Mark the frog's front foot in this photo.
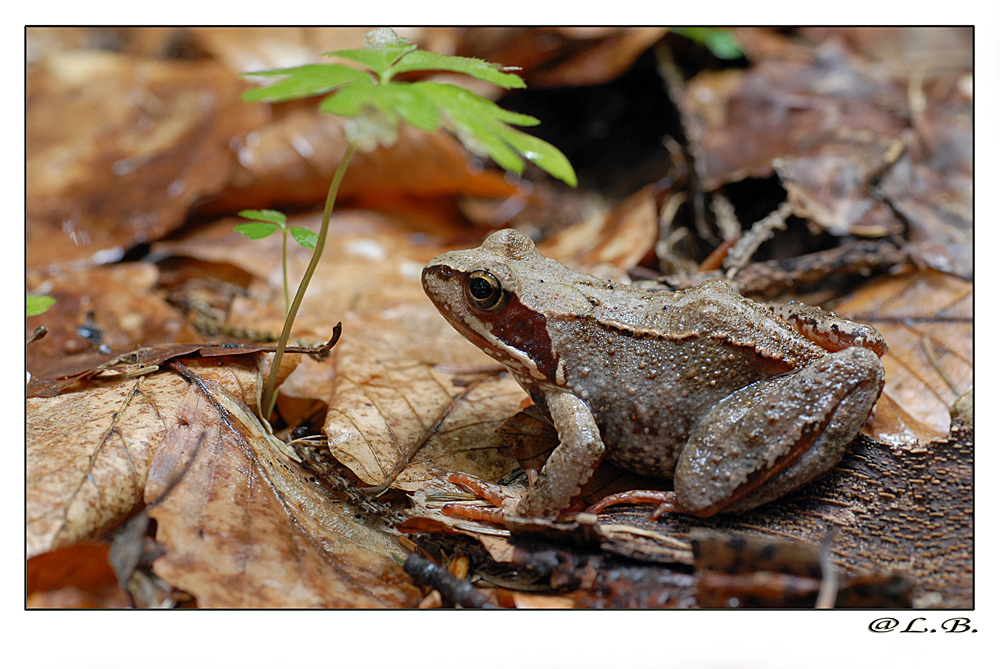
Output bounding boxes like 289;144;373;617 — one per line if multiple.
586;490;685;519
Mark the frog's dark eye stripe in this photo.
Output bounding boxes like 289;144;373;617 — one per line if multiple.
466;270;507;311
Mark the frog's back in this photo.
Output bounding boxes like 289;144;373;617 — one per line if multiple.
545;281;826;477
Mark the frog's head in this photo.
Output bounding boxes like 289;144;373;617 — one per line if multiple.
422;229;560;385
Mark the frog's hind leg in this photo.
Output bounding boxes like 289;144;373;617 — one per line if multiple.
675;346;884;516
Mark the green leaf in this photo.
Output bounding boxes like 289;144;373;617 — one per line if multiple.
27;295;55;317
409;82;576;185
321;81;442;138
289;227;318;249
493;125;578;187
389;51;526;89
319;76;380;117
324;44;418;80
377;83;440;131
234;222;280;240
242;64;370;103
239;209;287;225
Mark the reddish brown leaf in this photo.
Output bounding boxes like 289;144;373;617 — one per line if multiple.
26;544;129;609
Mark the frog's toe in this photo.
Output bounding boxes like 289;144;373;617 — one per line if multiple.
441;503;508;524
586;489;681;519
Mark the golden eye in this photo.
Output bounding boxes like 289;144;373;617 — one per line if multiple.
466;270;506;311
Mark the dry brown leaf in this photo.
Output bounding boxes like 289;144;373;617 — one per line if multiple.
829;270;972;443
680;37;970;274
146;358;419;607
535;184;657;274
683;47;909;193
455;27;667;87
324;310;524;493
27;263;198;359
27;371;189;557
26;48;264;270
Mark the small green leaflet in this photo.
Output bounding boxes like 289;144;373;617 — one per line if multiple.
242;65;370;103
27;295;56;317
239;209;287;224
235;209;286;240
290;227;318;249
234;222;279;240
235;210;317;250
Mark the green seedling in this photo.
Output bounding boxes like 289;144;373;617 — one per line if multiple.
235;209;318;315
241;28;577;418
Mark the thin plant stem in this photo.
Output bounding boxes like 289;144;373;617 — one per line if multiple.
261;143;357;418
281;228;290;315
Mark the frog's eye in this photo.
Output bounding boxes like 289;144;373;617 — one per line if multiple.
466;270;507;311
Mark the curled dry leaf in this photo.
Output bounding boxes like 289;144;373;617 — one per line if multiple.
26;49;265;270
535;184;658;276
454;27;667;87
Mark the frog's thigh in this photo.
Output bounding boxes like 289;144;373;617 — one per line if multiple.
515;390;606;519
675;347;884;516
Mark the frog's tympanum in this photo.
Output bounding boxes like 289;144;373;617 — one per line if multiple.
422;230;886;519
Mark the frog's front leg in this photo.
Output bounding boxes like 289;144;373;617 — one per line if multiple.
675;346;884;516
515;389;606;519
443;390;606;523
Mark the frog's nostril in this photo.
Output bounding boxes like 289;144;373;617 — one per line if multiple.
422;264;453;283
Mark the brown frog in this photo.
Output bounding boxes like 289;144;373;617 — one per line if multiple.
422;229;886;519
